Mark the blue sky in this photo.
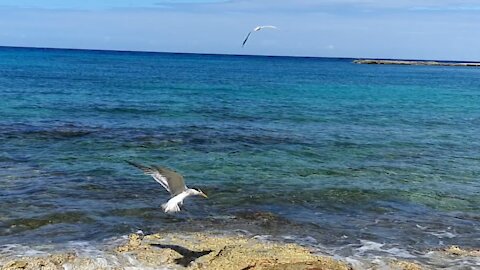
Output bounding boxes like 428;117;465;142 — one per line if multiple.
0;0;479;60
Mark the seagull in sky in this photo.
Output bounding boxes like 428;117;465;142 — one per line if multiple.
126;161;208;213
242;25;278;47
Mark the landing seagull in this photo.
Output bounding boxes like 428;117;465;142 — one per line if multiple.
242;25;278;47
126;161;208;213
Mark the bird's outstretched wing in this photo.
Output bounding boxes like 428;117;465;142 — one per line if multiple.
257;25;277;31
243;25;278;47
242;31;252;47
152;165;186;196
126;160;171;193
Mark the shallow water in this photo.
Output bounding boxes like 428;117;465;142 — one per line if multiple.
0;47;479;268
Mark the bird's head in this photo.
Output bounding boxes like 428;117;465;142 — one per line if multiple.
194;188;208;198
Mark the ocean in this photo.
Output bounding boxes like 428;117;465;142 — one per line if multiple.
1;46;479;268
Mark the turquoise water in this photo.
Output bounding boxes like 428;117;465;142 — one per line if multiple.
1;47;479;266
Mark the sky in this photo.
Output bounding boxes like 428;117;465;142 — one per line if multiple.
0;0;479;60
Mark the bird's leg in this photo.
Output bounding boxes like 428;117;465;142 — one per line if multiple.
179;201;186;211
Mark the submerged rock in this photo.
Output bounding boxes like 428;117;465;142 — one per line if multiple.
441;245;480;257
1;232;351;270
389;260;423;270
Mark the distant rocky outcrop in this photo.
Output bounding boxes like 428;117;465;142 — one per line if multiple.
353;59;480;67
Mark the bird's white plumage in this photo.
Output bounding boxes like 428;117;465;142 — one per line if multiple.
254;25;277;31
151;172;170;193
242;25;278;47
162;191;191;213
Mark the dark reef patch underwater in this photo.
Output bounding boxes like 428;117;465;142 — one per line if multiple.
0;47;480;269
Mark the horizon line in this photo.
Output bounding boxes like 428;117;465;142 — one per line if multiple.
0;45;477;63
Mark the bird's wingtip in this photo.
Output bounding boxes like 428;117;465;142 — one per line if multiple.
125;160;137;166
125;160;150;172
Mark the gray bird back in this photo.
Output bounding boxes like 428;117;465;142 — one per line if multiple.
152;165;186;196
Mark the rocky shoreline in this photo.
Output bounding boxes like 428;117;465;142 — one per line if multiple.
1;231;479;270
353;59;480;67
1;232;350;270
0;231;437;270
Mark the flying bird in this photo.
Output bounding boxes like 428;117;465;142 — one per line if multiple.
126;161;208;213
242;25;278;47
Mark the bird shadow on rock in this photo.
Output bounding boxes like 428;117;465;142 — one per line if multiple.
150;244;212;267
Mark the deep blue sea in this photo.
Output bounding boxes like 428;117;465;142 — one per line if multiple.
1;47;479;268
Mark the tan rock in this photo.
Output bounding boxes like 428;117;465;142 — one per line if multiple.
116;232;351;270
2;254;77;270
389;260;423;270
442;246;480;257
2;232;351;270
116;233;144;252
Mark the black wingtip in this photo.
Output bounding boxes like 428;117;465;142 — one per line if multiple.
125;160;148;171
125;160;136;166
242;31;251;48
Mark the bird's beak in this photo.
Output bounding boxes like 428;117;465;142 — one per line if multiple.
200;191;208;198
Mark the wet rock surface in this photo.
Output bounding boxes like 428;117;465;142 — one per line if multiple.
4;232;478;269
1;253;104;270
388;260;423;270
1;232;352;270
116;232;351;270
441;246;480;257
